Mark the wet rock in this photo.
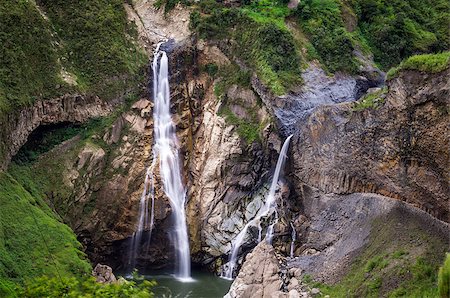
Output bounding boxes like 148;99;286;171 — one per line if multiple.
92;264;117;284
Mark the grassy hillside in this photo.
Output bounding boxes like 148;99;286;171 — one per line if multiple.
188;0;449;83
0;0;146;119
0;172;92;296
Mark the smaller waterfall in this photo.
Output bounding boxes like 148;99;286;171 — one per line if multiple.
290;221;296;258
223;135;293;279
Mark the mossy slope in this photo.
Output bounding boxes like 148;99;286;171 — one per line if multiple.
0;172;91;296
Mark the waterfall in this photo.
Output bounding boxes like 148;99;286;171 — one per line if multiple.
152;47;192;281
223;134;293;279
128;165;154;271
290;221;296;258
129;43;192;281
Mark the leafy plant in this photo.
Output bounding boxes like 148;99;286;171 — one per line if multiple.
16;276;155;298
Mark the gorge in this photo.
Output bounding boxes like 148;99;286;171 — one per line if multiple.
0;0;449;297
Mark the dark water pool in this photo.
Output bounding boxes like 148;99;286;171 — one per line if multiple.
140;270;232;298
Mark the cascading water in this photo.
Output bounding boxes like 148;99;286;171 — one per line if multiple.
223;135;293;279
153;46;191;280
128;164;154;271
129;43;192;281
290;221;296;258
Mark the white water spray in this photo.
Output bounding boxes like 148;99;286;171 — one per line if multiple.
152;47;191;281
290;221;296;258
129;43;191;281
223;135;293;279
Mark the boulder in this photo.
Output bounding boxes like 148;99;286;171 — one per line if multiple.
92;264;117;284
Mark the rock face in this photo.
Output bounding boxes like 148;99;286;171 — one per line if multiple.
289;191;449;284
291;69;450;221
269;64;381;136
0;94;112;171
225;242;284;298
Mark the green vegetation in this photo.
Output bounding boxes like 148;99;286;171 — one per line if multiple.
387;52;450;79
352;87;386;111
295;0;360;73
351;0;450;69
38;0;147;100
0;172;91;287
303;211;448;297
0;0;67;117
214;64;252;98
438;254;450;298
13;276;155;298
154;0;190;14
191;0;301;95
219;105;262;144
0;0;146;123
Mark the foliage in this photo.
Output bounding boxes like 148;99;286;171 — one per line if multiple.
38;0;147;100
190;1;302;95
202;63;219;78
438;254;450;298
214;64;252;98
154;0;190;14
14;276;155;298
351;0;450;69
219;105;261;144
387;52;450;79
0;0;67;117
352;88;386;111
0;172;91;285
295;0;359;73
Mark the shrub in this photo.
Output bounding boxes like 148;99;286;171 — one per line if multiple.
17;276;155;298
38;0;147;99
296;0;359;73
0;0;65;116
191;2;302;95
352;0;450;69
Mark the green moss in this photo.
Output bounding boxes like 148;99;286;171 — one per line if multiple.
0;0;67;117
438;254;450;298
352;88;386;111
219;105;261;144
191;3;302;95
37;0;147;100
352;0;449;69
387;52;450;79
0;172;91;284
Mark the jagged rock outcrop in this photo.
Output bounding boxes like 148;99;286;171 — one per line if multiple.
291;69;450;221
225;242;284;298
0;94;112;171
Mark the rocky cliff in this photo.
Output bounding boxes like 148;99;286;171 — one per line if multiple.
291;69;449;221
0;95;113;171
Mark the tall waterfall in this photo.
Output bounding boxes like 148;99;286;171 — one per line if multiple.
129;44;191;281
223;135;293;279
